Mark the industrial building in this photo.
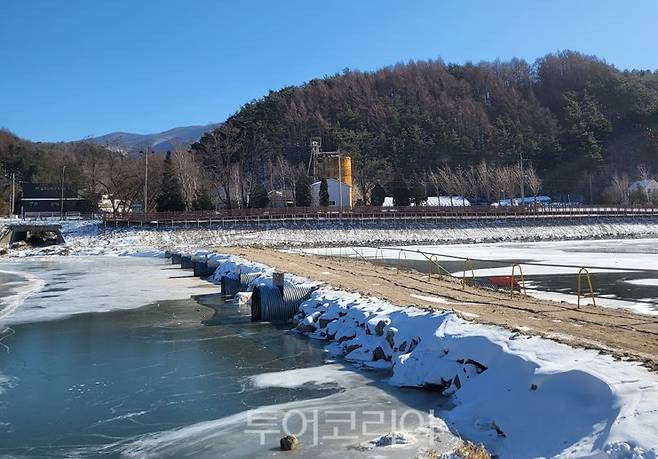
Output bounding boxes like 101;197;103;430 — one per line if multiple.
307;137;353;208
310;178;351;208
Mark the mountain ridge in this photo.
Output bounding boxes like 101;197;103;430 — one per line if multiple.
88;123;220;153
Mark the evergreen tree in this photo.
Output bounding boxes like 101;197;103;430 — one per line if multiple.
410;179;426;206
562;91;612;171
192;187;214;210
156;152;185;211
391;177;411;207
319;178;330;207
295;175;312;207
249;184;270;208
370;183;386;206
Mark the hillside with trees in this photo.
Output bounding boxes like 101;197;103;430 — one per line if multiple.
192;51;658;207
0;129;211;215
3;51;657;214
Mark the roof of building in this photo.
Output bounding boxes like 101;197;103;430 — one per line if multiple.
311;178;351;187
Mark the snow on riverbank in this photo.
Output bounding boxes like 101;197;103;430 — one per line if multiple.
213;254;658;458
7;217;658;256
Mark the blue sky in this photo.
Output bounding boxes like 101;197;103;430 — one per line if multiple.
1;0;657;142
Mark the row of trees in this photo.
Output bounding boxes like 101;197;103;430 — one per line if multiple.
0;129;218;214
364;162;543;207
190;50;658;207
4;51;658;212
604;165;658;206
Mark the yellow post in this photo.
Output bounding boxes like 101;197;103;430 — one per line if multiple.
461;258;476;289
396;251;408;274
576;267;597;307
510;263;527;298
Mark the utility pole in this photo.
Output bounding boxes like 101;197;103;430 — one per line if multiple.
143;150;149;217
519;152;525;206
10;172;15;217
337;151;343;211
60;164;67;220
589;174;593;204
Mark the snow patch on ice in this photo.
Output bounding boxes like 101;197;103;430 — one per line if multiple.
0;269;46;324
626;278;658;287
365;432;416;448
248;364;354;389
0;371;17;395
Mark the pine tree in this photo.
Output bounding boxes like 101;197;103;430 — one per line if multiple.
156;152;185;211
409;179;426;206
391;177;411;207
249;185;270;208
192;187;214;210
370;183;386;206
319;178;330;207
295;176;312;207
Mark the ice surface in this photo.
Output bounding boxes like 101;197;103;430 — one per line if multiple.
0;256;218;325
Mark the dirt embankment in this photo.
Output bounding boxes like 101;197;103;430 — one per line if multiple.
219;246;658;371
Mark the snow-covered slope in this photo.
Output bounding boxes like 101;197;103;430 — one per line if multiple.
15;217;658;257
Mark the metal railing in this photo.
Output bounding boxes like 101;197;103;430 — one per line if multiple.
100;205;658;226
316;245;658;309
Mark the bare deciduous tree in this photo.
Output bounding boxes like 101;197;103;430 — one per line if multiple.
171;143;202;210
98;154;141;215
525;166;543;204
475;160;493;202
609;172;630;205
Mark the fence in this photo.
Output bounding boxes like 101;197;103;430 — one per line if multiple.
101;205;658;227
315;245;658;308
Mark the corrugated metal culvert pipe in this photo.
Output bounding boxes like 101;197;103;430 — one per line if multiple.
240;272;262;288
219;272;264;296
251;284;316;322
193;258;212;277
180;255;193;269
220;276;242;296
207;258;221;272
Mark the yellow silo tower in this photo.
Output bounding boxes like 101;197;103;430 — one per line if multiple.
308;138;354;207
322;154;353;206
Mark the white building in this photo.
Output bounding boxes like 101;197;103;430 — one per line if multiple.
311;178;351;208
629;179;658;194
268;190;294;208
492;195;552;206
425;196;471;206
382;196;470;206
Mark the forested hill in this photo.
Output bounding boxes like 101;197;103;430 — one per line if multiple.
193;50;658;203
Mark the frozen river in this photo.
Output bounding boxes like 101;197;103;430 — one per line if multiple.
305;238;658;315
0;256;457;458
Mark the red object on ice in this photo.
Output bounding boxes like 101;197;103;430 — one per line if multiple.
488;276;521;290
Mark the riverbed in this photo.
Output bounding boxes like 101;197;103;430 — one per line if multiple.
0;256;457;458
